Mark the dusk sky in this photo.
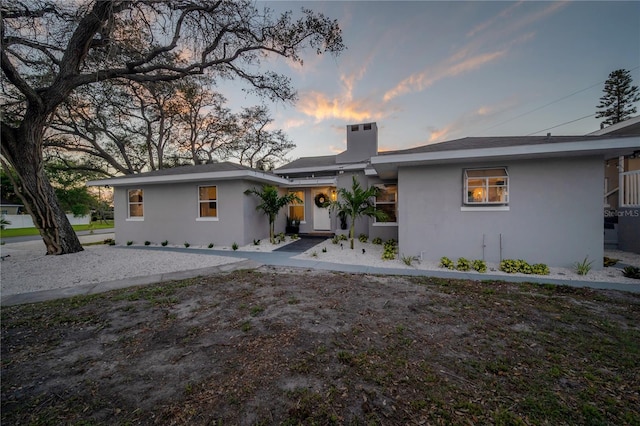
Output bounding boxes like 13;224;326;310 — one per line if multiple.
221;1;640;160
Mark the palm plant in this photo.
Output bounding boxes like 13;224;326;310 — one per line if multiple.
0;216;10;230
330;176;387;249
244;185;302;244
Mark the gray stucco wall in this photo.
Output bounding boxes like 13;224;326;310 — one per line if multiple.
113;180;269;247
397;156;604;269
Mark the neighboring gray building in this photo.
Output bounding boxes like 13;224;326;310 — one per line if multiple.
88;122;640;268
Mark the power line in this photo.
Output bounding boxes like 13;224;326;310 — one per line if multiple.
483;65;640;133
484;82;603;132
526;113;596;136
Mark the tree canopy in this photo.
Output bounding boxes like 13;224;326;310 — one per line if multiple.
0;0;344;254
596;69;640;127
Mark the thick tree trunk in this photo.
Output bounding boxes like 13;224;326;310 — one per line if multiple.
1;119;84;255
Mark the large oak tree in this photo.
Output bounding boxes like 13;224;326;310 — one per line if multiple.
1;0;343;254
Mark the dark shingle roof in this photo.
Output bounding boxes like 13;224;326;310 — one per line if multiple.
275;155;337;171
108;161;260;180
378;135;633;156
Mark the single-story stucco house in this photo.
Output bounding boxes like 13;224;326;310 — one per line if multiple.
88;121;640;269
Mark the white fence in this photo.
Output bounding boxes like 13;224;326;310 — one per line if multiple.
621;170;640;207
2;214;90;229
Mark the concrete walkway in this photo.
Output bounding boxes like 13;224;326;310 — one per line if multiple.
2;238;639;306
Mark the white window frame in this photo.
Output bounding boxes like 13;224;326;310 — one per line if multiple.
374;184;398;226
127;189;144;221
462;168;509;211
196;185;219;221
288;190;305;223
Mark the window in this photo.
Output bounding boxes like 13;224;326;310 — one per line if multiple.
351;124;359;131
288;190;305;222
363;123;372;130
375;184;397;223
198;185;217;218
464;168;509;205
128;189;144;218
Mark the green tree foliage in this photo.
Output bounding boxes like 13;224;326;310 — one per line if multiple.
244;186;301;244
596;69;640;127
0;168;21;205
330;176;387;249
45;161;101;217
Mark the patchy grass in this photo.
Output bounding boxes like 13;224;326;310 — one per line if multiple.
2;269;639;425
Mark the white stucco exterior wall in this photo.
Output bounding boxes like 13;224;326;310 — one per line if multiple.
397;156;604;269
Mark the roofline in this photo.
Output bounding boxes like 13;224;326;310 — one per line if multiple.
86;169;289;187
588;116;640;135
273;162;368;176
281;177;337;188
371;136;640;168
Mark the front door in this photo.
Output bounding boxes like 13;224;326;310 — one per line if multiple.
312;189;331;231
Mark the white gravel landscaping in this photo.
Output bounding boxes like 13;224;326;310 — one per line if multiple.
293;238;640;285
0;239;245;297
1;234;638;299
0;235;298;297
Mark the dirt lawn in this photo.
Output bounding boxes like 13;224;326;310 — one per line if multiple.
2;267;639;425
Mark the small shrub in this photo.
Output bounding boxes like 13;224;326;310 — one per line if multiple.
574;256;593;276
603;256;619;267
103;238;114;245
358;233;368;243
520;261;533;274
472;259;487;273
322;247;327;253
184;242;190;248
500;259;532;274
253;239;261;246
531;263;550;275
161;240;168;247
144;241;151;246
276;232;286;243
339;234;348;241
291;234;299;240
108;240;116;246
311;251;318;257
622;266;640;279
381;239;397;260
439;256;455;270
126;240;133;246
232;242;239;251
456;257;471;271
331;236;340;244
208;243;214;248
401;254;419;266
372;237;383;245
500;259;517;273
